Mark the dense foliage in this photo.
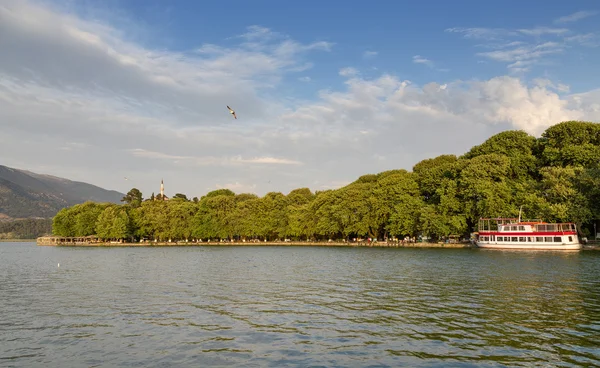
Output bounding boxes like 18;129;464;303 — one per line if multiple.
0;218;53;239
52;121;600;242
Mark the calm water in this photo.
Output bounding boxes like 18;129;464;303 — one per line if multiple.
1;243;599;367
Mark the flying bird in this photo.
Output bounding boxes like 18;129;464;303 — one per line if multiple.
227;105;237;119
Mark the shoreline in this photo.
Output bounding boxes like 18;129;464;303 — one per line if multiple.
1;239;37;242
37;240;472;248
34;239;600;250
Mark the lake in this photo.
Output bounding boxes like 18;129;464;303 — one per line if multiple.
1;242;599;367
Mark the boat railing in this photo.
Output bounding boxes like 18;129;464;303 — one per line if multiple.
533;223;576;232
478;218;576;232
478;218;523;231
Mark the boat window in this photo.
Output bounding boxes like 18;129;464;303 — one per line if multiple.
537;224;546;231
569;236;573;242
497;237;503;241
519;237;526;242
547;225;557;231
554;237;561;242
536;237;544;242
545;237;553;242
527;237;532;242
511;237;518;242
518;226;525;231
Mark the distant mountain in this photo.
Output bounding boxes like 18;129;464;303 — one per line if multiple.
0;165;124;219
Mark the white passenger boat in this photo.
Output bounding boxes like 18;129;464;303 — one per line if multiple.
475;216;581;250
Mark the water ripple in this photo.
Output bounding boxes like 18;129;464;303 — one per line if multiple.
1;243;599;367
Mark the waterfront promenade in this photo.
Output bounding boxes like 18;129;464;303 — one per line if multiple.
36;236;472;248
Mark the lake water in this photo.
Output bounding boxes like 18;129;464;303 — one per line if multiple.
1;242;599;367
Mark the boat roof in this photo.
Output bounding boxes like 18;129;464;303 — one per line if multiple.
479;217;575;225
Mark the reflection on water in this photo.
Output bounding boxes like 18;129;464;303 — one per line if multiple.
1;243;599;367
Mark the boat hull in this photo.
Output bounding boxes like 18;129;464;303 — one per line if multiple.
476;242;582;250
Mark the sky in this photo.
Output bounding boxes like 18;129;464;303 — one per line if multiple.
1;0;600;199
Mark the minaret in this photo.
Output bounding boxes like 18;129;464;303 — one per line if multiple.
160;179;164;198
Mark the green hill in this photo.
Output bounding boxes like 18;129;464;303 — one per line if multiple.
0;165;124;219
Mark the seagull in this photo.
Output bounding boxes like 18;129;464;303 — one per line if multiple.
124;177;129;181
226;105;237;119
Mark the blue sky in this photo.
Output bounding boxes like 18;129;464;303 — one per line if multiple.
60;0;600;92
1;0;599;198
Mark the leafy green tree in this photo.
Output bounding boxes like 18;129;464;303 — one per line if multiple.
96;206;131;240
169;201;197;240
172;193;189;201
538;121;600;167
73;201;110;236
121;188;143;207
52;207;76;236
463;130;538;180
47;120;600;244
413;154;461;203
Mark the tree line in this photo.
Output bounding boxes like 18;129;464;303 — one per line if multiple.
52;121;600;242
0;218;53;239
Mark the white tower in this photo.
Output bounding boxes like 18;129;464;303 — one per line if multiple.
160;179;164;197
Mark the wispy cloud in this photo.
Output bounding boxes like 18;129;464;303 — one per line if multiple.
565;33;600;47
412;55;433;67
412;55;449;72
298;76;311;82
518;27;569;36
339;67;359;77
445;27;517;40
363;50;378;58
448;18;598;72
128;149;302;166
554;10;598;24
239;157;303;165
477;42;564;72
533;78;570;93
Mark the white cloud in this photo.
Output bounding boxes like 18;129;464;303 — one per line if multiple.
413;55;433;67
289;73;588;137
128;149;302;166
298;76;311;82
449;18;598;72
517;27;569;36
533;78;570;93
445;27;517;40
363;51;378;58
0;0;599;199
214;182;258;193
339;67;359;77
237;157;303;165
412;55;448;72
554;10;598;24
477;42;564;72
565;33;600;47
